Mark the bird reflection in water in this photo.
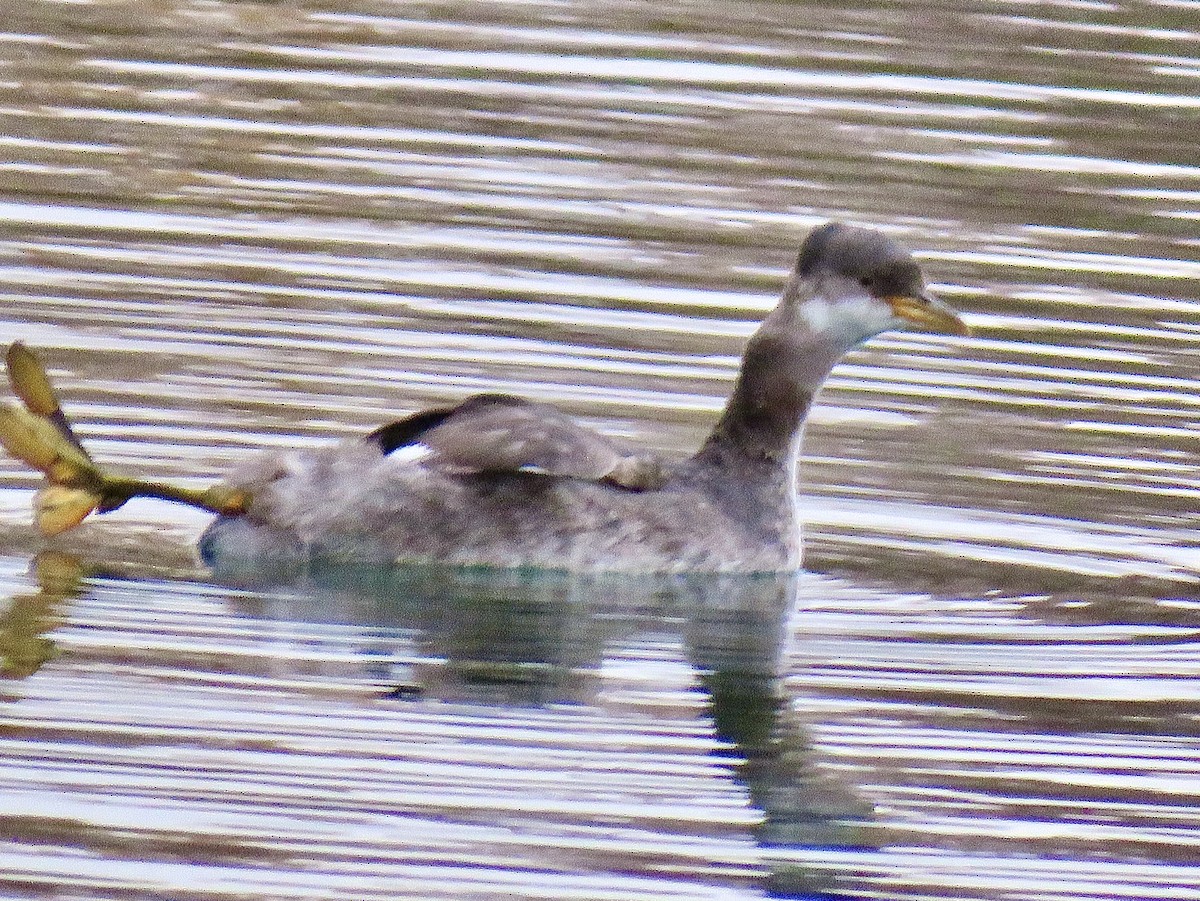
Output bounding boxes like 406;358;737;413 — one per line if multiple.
0;551;875;894
226;562;874;892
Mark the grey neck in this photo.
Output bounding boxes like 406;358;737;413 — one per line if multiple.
675;274;863;551
695;273;856;468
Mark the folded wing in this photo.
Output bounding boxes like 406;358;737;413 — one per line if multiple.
366;393;665;490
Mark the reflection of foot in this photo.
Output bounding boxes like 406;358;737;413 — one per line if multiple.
0;551;88;679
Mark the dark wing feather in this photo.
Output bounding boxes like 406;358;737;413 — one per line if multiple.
365;405;457;454
365;393;665;489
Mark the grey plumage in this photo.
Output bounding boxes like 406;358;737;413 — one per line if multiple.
199;223;967;573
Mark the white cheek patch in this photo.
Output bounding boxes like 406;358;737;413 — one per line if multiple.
798;296;836;334
848;294;901;337
800;293;898;345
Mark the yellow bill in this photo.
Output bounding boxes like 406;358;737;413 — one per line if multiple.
888;293;971;337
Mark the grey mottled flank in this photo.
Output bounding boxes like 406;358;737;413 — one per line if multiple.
200;223;956;573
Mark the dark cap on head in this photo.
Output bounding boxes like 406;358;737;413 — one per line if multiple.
792;222;969;336
796;222;925;298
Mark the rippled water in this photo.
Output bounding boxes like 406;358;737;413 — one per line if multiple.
2;1;1200;899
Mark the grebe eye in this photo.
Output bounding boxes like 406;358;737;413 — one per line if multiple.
859;275;874;288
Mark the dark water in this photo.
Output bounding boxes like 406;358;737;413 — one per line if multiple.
2;2;1200;899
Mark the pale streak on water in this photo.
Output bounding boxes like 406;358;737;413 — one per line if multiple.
1;2;1200;899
